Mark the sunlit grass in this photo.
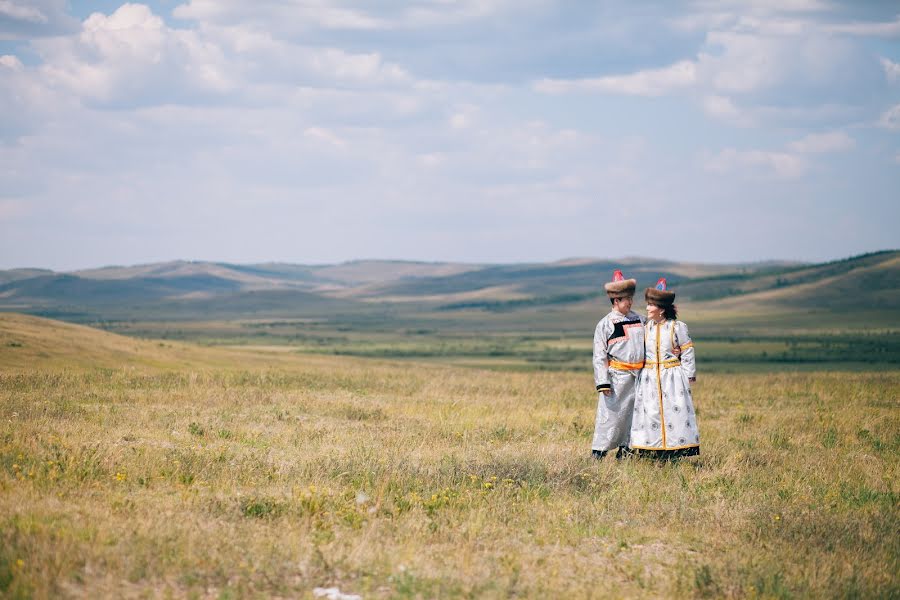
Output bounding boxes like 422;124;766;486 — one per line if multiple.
1;360;897;598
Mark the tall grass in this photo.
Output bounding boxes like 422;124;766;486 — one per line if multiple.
1;362;897;598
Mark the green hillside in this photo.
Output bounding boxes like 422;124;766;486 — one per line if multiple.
678;250;899;304
0;268;53;285
1;252;898;370
1;252;896;321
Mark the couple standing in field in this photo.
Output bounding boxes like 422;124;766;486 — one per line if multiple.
591;270;699;460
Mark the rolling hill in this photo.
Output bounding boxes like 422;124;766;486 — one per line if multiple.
2;248;898;371
0;313;359;371
0;312;207;369
0;252;896;328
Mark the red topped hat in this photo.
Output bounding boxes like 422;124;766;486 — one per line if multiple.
604;269;637;299
645;277;676;306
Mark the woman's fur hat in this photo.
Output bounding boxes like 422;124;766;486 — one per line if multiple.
645;277;675;307
605;269;637;299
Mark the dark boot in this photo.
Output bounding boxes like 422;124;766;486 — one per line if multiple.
615;446;634;460
591;449;608;459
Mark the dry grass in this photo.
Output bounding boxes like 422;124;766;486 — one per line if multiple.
0;315;898;598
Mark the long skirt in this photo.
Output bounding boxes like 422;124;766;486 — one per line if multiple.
630;365;700;456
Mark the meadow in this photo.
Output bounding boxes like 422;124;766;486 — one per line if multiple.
1;315;898;598
96;313;900;373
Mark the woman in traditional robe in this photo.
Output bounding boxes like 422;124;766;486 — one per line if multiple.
629;279;700;458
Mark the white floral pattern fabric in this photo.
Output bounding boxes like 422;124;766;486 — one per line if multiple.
630;319;700;451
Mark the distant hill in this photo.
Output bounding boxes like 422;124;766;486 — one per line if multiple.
360;258;746;301
0;312;194;369
0;273;242;304
0;276;367;321
0;268;53;285
0;252;896;324
71;259;480;288
677;251;898;303
683;251;900;314
0;313;357;370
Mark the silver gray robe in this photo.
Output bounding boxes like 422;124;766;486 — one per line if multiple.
591;309;645;452
630;319;699;453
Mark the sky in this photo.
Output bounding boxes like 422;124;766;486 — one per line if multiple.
0;0;898;270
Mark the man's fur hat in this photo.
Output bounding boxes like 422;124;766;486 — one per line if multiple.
645;277;675;307
605;270;637;299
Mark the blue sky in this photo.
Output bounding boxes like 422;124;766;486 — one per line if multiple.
0;1;898;270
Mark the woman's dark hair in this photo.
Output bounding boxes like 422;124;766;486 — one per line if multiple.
649;302;678;320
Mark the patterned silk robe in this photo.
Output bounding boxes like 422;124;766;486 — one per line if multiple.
591;309;645;452
630;319;700;455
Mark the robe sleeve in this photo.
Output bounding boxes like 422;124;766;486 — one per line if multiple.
593;319;612;392
676;321;696;379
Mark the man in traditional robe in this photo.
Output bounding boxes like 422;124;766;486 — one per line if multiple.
591;270;645;459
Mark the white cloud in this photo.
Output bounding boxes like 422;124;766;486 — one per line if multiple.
206;25;412;90
704;130;856;180
310;48;409;85
702;94;744;122
705;148;808;179
535;23;877;124
748;103;862;126
33;4;234;106
880;104;900;131
303;126;346;150
787;131;854;154
0;54;22;70
882;57;900;84
25;4;414;110
679;1;900;38
694;30;862;98
0;0;77;38
173;0;385;31
824;16;900;38
689;0;830;13
0;1;47;23
0;199;28;220
534;60;696;96
400;0;521;27
173;0;528;32
448;104;481;130
418;153;445;168
697;31;786;94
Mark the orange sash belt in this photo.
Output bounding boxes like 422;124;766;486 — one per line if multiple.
609;359;645;371
645;358;682;369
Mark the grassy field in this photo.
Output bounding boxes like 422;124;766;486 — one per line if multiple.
1;315;898;598
93;312;900;373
